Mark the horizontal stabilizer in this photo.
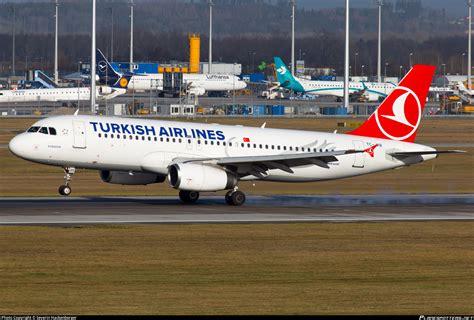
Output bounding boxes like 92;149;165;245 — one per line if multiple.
389;150;466;157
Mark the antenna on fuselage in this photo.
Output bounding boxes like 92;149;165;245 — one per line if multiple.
74;109;79;116
261;122;266;129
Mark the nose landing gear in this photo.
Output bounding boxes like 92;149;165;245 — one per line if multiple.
58;167;75;196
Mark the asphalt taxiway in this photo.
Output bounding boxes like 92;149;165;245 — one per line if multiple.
0;194;472;225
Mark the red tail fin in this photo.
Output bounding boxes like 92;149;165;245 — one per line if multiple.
347;64;435;143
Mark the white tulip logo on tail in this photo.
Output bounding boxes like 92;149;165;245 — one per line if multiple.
374;86;421;141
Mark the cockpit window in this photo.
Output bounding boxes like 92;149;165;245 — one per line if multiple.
27;126;40;133
39;127;48;134
49;127;57;135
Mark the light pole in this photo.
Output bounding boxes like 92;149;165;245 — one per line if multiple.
251;52;256;73
110;6;114;62
399;65;403;79
361;65;365;77
462;52;466;74
129;0;134;73
290;0;296;75
344;0;350;111
54;0;59;84
377;0;383;83
468;0;472;89
354;52;359;76
409;52;413;68
442;63;446;87
91;0;96;114
209;0;213;74
384;62;389;81
11;4;16;76
232;63;236;109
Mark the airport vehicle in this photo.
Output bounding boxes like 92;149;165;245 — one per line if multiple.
274;57;396;102
96;49;247;95
9;65;463;205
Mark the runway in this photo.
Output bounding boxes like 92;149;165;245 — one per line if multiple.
0;194;472;225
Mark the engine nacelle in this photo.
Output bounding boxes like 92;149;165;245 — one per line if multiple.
100;170;166;185
362;92;381;102
189;87;206;96
168;163;238;192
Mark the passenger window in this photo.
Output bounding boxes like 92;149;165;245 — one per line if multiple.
247;143;250;148
229;142;232;147
160;137;164;142
241;143;244;147
277;146;281;150
98;133;102;138
39;127;48;134
217;141;220;146
48;127;57;135
172;138;175;143
284;146;287;151
135;136;139;140
205;140;208;145
129;135;133;140
188;139;191;144
223;142;226;146
105;134;108;138
295;147;299;151
111;134;114;138
179;138;182;143
142;136;145;141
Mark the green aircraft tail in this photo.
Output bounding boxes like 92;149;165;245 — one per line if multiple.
273;57;304;92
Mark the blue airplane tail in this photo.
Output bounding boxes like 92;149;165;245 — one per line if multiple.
96;49;121;84
273;57;304;93
96;49;132;89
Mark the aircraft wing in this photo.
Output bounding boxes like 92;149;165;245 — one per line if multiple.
175;149;360;178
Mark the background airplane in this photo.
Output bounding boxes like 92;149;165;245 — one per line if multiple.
96;49;247;95
274;57;395;102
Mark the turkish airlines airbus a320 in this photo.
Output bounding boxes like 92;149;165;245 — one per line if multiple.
8;65;463;205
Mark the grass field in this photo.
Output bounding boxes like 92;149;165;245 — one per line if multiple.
0;222;472;315
0;117;472;196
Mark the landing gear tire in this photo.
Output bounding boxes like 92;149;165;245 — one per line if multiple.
58;185;71;196
179;190;200;204
58;167;75;197
225;190;246;206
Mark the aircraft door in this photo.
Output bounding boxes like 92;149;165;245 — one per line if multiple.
352;140;365;168
72;121;87;149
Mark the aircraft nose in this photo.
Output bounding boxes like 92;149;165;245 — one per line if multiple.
9;134;29;159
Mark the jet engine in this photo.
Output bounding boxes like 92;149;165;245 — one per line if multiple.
168;163;238;191
100;170;166;185
188;87;206;96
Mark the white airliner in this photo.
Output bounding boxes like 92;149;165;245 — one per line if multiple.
275;57;453;102
0;86;125;104
96;49;247;95
8;64;463;205
275;57;396;102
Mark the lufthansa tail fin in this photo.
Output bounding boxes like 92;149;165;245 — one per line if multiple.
96;49;122;86
347;64;435;143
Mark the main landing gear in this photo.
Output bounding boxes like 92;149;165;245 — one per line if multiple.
179;190;200;204
178;188;246;206
225;188;246;206
58;167;75;196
